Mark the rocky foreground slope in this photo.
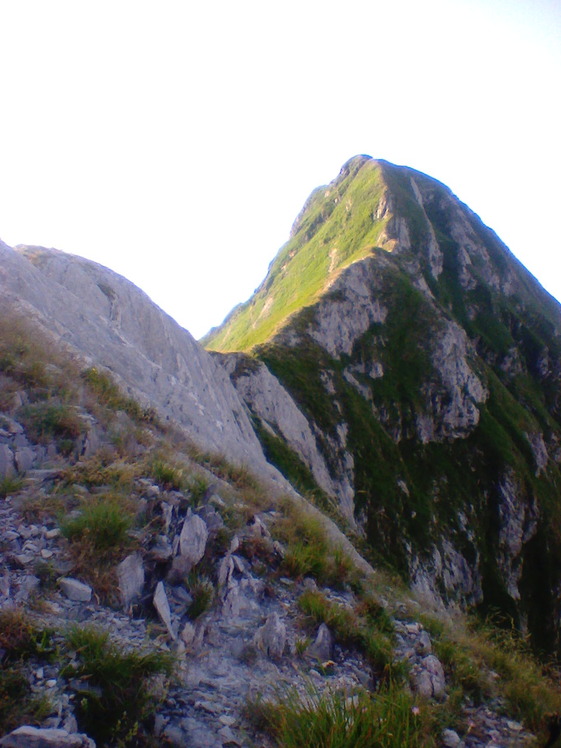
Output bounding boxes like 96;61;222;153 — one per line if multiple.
0;306;551;747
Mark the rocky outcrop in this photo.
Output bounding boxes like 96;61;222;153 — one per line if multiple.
0;241;283;487
219;354;356;522
208;156;561;653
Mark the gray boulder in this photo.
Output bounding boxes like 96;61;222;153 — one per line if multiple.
116;553;145;608
254;612;286;660
58;577;92;602
0;726;95;747
307;622;333;662
179;512;208;566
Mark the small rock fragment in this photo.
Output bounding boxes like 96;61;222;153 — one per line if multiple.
442;729;461;747
254;612;286;660
180;621;196;648
179;512;208;565
117;552;145;608
308;623;333;662
58;577;92;602
0;726;95;747
153;581;176;639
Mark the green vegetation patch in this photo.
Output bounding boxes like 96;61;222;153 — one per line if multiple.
61;495;134;552
421;612;561;736
0;608;55;733
251;416;324;497
82;367;158;425
62;625;174;746
204;158;392;351
19;401;84;454
248;682;435;748
272;501;356;590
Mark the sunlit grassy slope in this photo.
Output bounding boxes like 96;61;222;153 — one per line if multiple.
203;156;394;352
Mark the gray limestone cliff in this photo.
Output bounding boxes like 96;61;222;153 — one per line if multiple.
0;241;281;485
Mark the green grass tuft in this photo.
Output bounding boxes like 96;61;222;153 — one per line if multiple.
247;683;436;747
62;625;174;745
61;496;133;552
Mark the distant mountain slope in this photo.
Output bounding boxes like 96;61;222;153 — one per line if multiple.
207;157;561;654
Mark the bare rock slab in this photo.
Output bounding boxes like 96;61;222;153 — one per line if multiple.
117;552;144;608
0;726;95;747
58;577;92;602
308;622;333;662
153;581;176;639
254;612;286;660
179;512;208;566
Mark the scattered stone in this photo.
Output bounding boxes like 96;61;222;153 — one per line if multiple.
116;552;145;608
197;505;224;535
179;512;208;565
254;612;286;660
148;534;173;562
442;728;461;747
58;577;92;602
154;581;176;639
0;726;95;747
217;725;242;745
308;622;333;662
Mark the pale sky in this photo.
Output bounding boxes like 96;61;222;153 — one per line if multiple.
1;0;560;339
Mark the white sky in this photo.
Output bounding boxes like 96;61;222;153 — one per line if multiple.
1;0;560;339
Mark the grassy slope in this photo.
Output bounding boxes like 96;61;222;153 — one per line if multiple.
205;157;561;654
204;156;393;352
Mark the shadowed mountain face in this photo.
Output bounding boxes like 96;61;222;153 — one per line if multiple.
206;156;561;653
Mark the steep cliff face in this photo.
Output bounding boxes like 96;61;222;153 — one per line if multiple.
206;157;561;653
0;241;284;487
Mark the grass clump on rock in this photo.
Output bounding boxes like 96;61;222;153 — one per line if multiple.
297;589;396;675
273;501;356;589
0;608;55;733
60;495;136;600
248;683;435;748
62;625;174;746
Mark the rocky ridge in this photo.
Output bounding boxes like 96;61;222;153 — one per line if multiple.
0;240;280;486
206;156;561;658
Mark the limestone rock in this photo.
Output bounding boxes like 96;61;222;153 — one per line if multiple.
153;581;176;640
411;654;446;698
221;354;356;523
254;612;286;660
116;552;145;608
0;241;290;491
0;444;15;478
0;726;95;747
179;512;208;566
308;623;333;662
58;577;92;602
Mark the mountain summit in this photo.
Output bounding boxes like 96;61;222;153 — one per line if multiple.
207;156;561;654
